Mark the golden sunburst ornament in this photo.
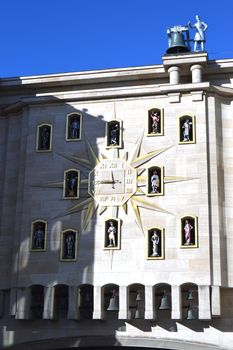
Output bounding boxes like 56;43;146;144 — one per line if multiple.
36;132;195;232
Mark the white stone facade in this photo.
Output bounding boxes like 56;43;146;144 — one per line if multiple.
1;53;233;349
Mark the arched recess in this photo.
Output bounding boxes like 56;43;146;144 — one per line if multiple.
54;284;69;319
181;282;198;320
30;284;44;319
154;283;172;320
78;284;93;319
128;283;145;319
102;283;119;320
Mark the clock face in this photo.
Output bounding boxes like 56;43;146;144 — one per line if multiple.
88;159;137;206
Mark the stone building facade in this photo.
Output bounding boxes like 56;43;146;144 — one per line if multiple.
1;52;233;349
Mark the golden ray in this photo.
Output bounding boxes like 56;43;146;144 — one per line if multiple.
99;206;108;215
131;196;173;215
164;176;197;183
137;175;146;187
137;168;145;176
66;197;93;215
82;201;99;231
134;187;145;195
109;249;114;270
129;199;144;233
128;131;144;165
85;138;100;167
100;153;108;159
122;203;127;214
131;145;173;168
56;152;92;170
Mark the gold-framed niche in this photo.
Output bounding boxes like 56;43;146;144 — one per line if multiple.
178;113;196;144
60;229;78;261
63;169;80;199
106;119;122;148
104;218;121;250
66;112;82;141
30;219;47;251
147;108;164;136
36;123;52;152
180;216;198;248
147;166;164;196
146;227;164;260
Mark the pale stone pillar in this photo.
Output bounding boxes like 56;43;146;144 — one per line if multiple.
68;286;78;319
15;287;31;319
198;285;211;320
93;286;103;319
190;64;203;83
119;285;128;319
171;285;182;319
9;288;17;316
145;285;154;319
211;286;221;316
168;66;181;85
43;286;55;319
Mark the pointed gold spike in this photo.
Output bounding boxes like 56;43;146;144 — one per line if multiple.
128;131;144;165
109;249;114;270
56;152;92;170
32;182;63;188
132;145;174;168
129;199;144;233
99;206;108;215
137;176;147;187
82;201;98;231
85;138;99;167
131;196;173;215
164;176;197;183
100;153;108;159
135;187;145;195
67;197;93;214
137;168;146;176
122;203;127;214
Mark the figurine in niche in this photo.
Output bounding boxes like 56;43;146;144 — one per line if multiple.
64;233;75;259
150;170;160;193
32;223;45;250
183;219;194;245
188;15;208;52
182;118;192;142
151;230;160;257
65;171;78;198
110;123;119;146
39;125;50;150
68;114;80;140
107;221;116;247
150;111;160;133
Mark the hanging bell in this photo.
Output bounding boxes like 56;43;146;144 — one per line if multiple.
159;292;171;310
186;306;196;320
187;290;194;300
166;31;190;54
134;308;141;319
107;296;119;311
136;291;142;301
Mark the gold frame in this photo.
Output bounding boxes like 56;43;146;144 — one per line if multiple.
146;227;164;260
146;107;164;137
30;219;47;252
60;229;78;261
105;119;123;149
146;166;164;197
180;215;198;248
63;168;80;200
103;217;121;250
178;113;196;145
36;123;53;152
66;112;82;141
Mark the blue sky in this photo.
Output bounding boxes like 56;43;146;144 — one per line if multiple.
1;0;233;78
